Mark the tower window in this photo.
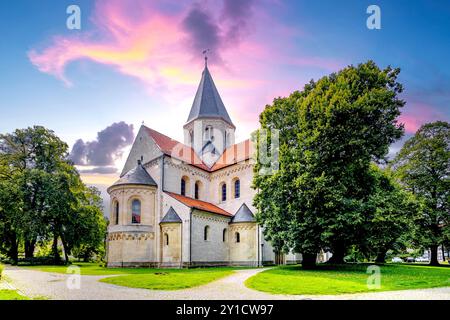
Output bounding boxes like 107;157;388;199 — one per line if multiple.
234;179;240;199
181;178;186;196
235;232;240;243
131;199;141;224
205;125;213;140
223;228;227;242
195;181;200;200
221;183;227;202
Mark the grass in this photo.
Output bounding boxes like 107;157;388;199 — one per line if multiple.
22;262;236;290
100;269;234;290
23;262;241;275
0;289;29;300
245;263;450;295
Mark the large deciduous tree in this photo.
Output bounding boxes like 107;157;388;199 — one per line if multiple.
254;61;405;268
0;126;107;264
390;121;450;266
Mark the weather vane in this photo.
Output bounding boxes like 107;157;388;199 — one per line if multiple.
202;49;211;67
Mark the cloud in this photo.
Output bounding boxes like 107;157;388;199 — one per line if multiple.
28;0;336;86
70;121;134;173
221;0;255;44
78;166;119;174
28;0;343;138
182;5;223;60
398;102;446;134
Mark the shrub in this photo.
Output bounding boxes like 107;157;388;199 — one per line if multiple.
0;263;4;280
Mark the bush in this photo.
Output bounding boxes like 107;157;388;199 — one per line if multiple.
0;263;4;280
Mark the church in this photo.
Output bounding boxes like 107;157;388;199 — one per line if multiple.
106;60;302;267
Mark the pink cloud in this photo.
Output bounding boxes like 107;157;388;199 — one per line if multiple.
28;0;343;138
398;102;445;134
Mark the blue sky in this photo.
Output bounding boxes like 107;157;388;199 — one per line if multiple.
0;0;449;184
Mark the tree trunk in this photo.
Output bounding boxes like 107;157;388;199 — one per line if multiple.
302;253;317;269
429;245;440;266
24;239;36;259
328;242;346;264
441;246;446;263
9;238;19;265
52;234;61;265
60;234;70;264
375;249;387;264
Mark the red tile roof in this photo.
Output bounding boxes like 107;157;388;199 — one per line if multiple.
144;126;253;172
166;192;232;217
211;139;254;171
144;126;210;171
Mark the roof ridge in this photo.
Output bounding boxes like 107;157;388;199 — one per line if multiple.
165;191;232;217
142;125;251;172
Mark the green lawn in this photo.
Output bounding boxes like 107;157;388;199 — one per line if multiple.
245;264;450;295
100;269;234;290
22;262;236;290
0;289;29;300
22;262;158;275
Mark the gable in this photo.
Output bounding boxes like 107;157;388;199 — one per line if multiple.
121;126;163;176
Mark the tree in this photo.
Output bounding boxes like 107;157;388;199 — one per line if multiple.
0;165;23;264
390;121;450;266
0;126;69;258
359;166;418;263
0;126;107;264
254;61;405;268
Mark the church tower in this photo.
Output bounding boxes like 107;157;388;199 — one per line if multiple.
183;58;235;167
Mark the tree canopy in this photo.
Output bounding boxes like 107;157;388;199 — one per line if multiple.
253;61;406;268
0;126;107;264
390;121;450;265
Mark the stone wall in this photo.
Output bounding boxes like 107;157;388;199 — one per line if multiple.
190;210;230;265
229;222;258;266
160;222;182;267
107;184;157;267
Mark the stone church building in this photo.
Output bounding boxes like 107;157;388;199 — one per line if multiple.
106;62;302;267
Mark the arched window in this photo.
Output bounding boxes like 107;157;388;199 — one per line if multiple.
205;125;213;140
235;232;240;243
114;201;119;225
181;177;186;196
221;183;227;202
164;233;169;246
131;199;141;224
234;179;240;199
204;226;210;241
223;228;227;242
195;181;200;200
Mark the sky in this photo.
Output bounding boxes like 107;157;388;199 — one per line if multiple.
1;0;449;195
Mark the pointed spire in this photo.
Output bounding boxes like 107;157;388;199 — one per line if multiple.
186;60;234;127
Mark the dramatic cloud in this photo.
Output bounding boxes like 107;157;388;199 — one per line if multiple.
182;5;223;58
28;0;339;89
221;0;255;44
28;0;344;141
70;121;134;173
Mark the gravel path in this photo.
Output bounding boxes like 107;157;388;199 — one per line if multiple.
3;266;450;300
